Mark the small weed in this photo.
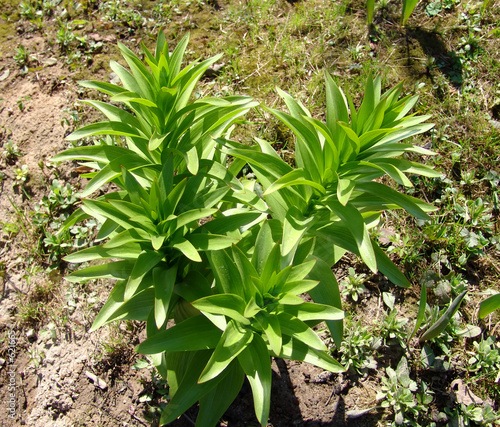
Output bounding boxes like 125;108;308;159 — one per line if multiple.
445;403;500;426
379;309;409;348
0;221;20;238
337;320;382;375
1;140;22;163
17;280;56;325
377;357;432;426
340;267;368;302
56;24;76;52
13;45;29;69
468;336;500;374
17;96;32;112
13;165;29;188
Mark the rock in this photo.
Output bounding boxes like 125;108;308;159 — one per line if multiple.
204;63;225;79
43;58;58;67
85;371;108;390
109;72;120;85
0;69;10;81
26;328;36;341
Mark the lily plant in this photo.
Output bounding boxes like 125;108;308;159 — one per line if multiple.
55;31;439;426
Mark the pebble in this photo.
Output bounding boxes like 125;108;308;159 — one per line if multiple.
26;328;36;341
85;371;108;390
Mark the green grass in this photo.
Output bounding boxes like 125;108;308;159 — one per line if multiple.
1;0;499;425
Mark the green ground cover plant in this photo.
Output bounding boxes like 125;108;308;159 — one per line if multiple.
54;30;445;426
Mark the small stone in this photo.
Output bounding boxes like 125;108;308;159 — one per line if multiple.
26;329;36;341
204;63;225;79
43;58;58;67
109;72;120;85
0;358;5;366
85;371;108;390
0;69;10;81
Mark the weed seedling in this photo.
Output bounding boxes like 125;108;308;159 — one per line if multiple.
13;45;29;69
340;267;369;302
1;140;22;163
337;320;381;375
13;165;29;188
468;336;500;374
377;357;425;425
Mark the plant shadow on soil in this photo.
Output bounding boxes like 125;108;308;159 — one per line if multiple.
168;357;383;427
406;27;464;87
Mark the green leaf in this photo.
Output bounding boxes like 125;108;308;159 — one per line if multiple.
91;279;155;330
66;121;147;141
356;182;432;220
282;302;344;322
106;287;155;323
102;228;150;248
237;334;272;426
197;362;245;427
372;243;411;287
269;103;323;181
153;264;177;328
163;177;188;217
148;129;167;151
307;258;343;347
325;199;377;273
78;79;129;97
325;72;349;134
83;100;147;135
81;200;137;231
64;244;142;262
82;154;153;198
252;221;276;276
255;312;282;356
66;260;133;282
282;206;316;259
279;279;318;296
261;243;282;289
175;271;213;304
201;212;262;234
280;336;344;373
90;279;126;330
264;168;326;197
187;233;239;251
278;312;327;351
420;290;467;342
408;284;427;343
192;294;250;325
172;237;202;262
124;250;164;301
337;177;355;206
137;315;222;354
173;208;218;230
160;350;225;425
52;144;135;164
199;320;253;383
107;199;156;231
479;292;500;318
231;245;261;300
402;0;420;25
